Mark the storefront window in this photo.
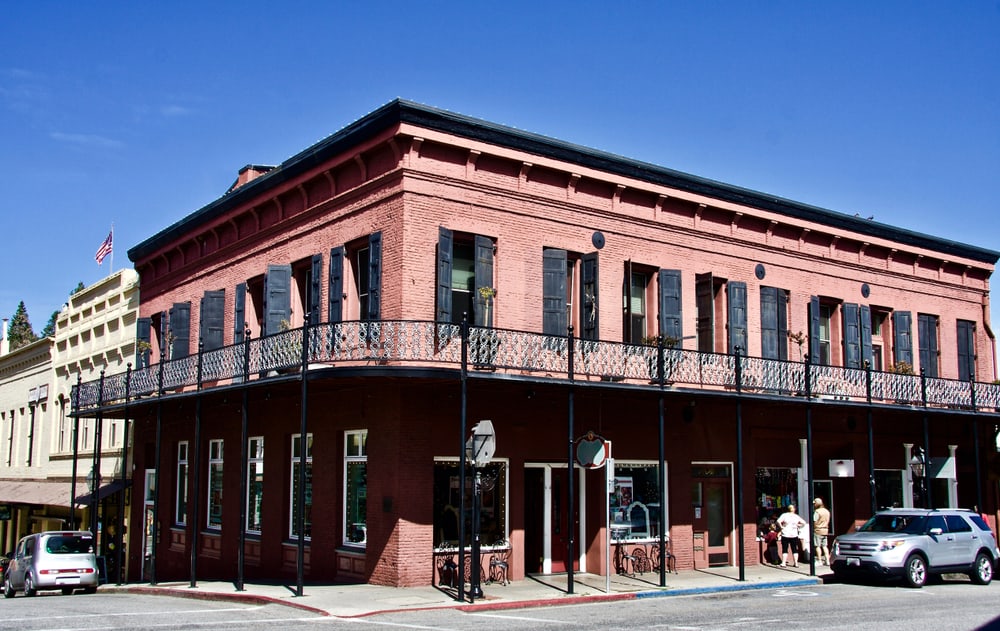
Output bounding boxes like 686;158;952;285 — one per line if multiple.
289;433;312;540
207;439;224;529
755;467;798;525
246;437;264;533
875;469;904;509
610;462;663;541
433;460;507;547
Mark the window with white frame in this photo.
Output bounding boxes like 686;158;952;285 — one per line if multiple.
207;439;224;529
610;462;665;541
57;401;67;453
176;442;189;525
289;433;313;540
344;430;368;546
246;437;264;534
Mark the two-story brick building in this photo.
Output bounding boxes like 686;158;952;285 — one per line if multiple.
72;99;999;589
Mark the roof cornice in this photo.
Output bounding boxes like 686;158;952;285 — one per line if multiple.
128;99;999;266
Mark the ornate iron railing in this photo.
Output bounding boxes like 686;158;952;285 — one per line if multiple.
71;320;1000;415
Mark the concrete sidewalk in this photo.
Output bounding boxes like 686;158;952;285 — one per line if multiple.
111;563;827;618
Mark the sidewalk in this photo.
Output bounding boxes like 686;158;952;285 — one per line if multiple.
112;563;827;618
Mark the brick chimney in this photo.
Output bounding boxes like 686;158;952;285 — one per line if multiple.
227;164;274;194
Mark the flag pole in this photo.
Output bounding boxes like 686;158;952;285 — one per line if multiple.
110;223;114;272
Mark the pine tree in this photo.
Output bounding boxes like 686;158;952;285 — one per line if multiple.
40;310;59;338
8;301;38;350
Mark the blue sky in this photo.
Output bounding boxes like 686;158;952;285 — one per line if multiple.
2;2;998;342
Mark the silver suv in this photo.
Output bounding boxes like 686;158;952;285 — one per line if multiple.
831;509;998;588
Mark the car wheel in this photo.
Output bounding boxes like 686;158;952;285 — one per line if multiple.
969;552;994;585
903;554;927;588
3;576;15;599
23;573;36;597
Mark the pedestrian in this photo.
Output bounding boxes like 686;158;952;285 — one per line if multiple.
776;504;806;567
812;497;831;565
764;522;780;565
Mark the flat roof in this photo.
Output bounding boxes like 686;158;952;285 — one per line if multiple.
129;99;999;265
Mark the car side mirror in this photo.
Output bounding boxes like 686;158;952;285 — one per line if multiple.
929;527;943;536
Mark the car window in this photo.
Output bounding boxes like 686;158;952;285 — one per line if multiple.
926;515;947;533
860;514;928;533
944;515;972;533
43;535;94;554
970;515;992;532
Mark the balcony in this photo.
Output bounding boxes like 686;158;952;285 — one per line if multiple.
71;320;1000;415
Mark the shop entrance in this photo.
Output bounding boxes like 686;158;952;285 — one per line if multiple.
692;464;732;567
524;464;580;574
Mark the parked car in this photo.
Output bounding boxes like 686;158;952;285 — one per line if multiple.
831;508;999;588
3;531;99;597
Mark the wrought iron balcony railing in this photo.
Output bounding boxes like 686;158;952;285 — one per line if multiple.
72;320;1000;415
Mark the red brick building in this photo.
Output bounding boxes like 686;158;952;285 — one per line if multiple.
75;100;999;588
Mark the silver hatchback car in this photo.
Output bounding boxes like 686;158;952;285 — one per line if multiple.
831;508;999;588
3;531;99;597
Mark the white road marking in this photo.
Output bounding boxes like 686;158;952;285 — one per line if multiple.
468;611;576;623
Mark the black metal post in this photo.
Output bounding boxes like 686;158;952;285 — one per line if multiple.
296;315;311;597
71;375;82;529
190;341;204;588
920;369;932;509
237;327;251;592
151;337;166;586
27;402;35;467
470;465;484;599
734;347;745;582
91;370;105;539
567;325;575;595
804;355;813;571
970;379;983;513
459;315;469;603
865;361;877;516
116;363;131;585
657;335;666;587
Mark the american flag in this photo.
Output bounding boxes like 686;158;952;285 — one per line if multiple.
95;230;113;265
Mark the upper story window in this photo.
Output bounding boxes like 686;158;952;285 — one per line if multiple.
917;313;940;378
759;287;789;361
624;267;650;345
808;297;841;366
697;274;744;354
292;255;322;327
956;320;976;382
437;227;494;327
329;232;382;323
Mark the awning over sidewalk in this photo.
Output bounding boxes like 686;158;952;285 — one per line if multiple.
0;480;75;508
74;479;130;505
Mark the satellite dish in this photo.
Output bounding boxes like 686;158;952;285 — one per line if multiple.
591;231;605;250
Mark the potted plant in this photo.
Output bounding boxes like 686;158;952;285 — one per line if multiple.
474;287;499;369
642;335;679;382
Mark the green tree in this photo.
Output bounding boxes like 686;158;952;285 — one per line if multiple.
8;301;38;350
40;310;59;338
70;281;85;295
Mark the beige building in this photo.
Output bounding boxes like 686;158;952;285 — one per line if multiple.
0;269;139;568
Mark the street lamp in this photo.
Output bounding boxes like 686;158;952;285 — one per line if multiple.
465;420;496;600
910;447;926;508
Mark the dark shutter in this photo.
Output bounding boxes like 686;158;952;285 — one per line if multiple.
727;281;747;355
759;286;780;360
917;314;939;378
957;320;976;382
580;252;599;340
695;272;714;353
473;235;494;327
199;290;226;351
808;296;821;363
136;317;152;365
234;283;246;343
367;232;382;320
657;269;682;343
860;305;873;368
775;288;788;360
843;303;861;369
543;248;568;336
169;302;191;359
328;246;344;324
264;264;292;336
436;227;453;323
310;254;323;324
893;311;913;367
